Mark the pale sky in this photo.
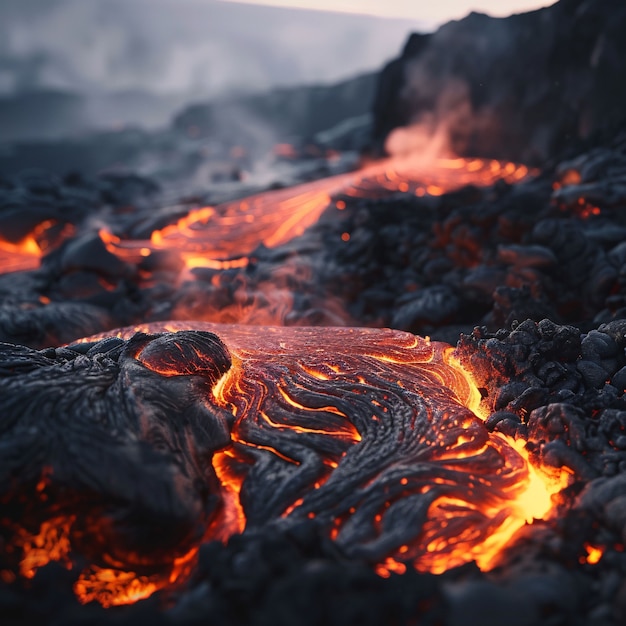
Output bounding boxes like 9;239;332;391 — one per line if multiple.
220;0;555;23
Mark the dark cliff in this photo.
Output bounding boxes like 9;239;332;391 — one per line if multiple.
371;0;626;164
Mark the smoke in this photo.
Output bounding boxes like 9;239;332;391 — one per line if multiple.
384;13;522;161
0;0;428;98
384;79;473;160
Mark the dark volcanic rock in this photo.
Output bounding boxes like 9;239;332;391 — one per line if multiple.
2;2;626;622
391;285;459;330
0;302;114;348
456;319;626;481
0;330;233;564
371;0;626;164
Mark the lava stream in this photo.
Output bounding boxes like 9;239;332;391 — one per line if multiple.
6;323;569;606
0;235;42;274
99;156;531;272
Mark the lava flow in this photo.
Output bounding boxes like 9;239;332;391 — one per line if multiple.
98;156;530;276
0;219;69;274
0;150;557;607
2;323;567;607
0;235;41;274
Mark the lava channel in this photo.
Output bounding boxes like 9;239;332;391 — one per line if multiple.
98;156;531;275
1;323;566;606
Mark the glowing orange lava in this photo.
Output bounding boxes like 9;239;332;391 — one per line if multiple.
34;321;569;607
581;543;604;565
0;220;75;275
0;235;42;274
91;155;535;326
79;157;528;329
0;148;529;280
74;548;198;607
99;156;532;281
3;154;558;607
15;516;74;579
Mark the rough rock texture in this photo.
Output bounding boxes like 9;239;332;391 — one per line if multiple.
0;330;233;568
371;0;626;164
315;126;626;343
3;320;626;624
2;1;626;622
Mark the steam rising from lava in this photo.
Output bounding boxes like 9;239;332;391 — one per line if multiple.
89;156;530;328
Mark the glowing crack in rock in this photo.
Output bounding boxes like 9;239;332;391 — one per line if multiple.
2;324;566;606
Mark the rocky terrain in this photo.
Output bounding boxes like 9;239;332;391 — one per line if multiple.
2;0;626;623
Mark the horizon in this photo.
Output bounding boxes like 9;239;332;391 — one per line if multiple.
218;0;556;23
0;0;561;136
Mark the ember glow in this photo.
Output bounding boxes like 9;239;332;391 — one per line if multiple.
7;322;568;606
0;235;41;273
581;543;604;565
552;167;604;219
0;151;566;609
0;156;530;282
100;156;529;271
0;219;71;275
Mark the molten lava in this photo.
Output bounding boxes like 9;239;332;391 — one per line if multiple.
99;156;530;277
0;155;530;281
0;235;42;274
6;323;567;607
0;152;560;608
581;543;604;565
89;156;533;326
0;219;74;275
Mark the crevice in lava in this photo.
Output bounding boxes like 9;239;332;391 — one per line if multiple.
1;53;626;624
0;323;566;607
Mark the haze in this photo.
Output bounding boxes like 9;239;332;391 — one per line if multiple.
0;0;554;136
0;0;428;99
221;0;555;21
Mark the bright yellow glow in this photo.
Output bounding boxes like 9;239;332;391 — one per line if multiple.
583;544;603;565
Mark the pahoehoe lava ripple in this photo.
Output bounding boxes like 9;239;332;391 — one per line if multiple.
0;323;550;605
